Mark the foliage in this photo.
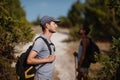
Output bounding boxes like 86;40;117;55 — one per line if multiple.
0;0;34;58
0;56;17;80
69;24;80;40
67;0;84;26
111;37;120;52
93;37;120;80
60;0;120;41
65;0;88;40
32;16;41;25
84;0;120;41
0;0;34;79
58;16;72;28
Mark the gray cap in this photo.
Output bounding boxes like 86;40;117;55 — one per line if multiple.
40;16;60;26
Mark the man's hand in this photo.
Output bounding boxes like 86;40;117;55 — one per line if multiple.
73;52;78;57
47;54;56;62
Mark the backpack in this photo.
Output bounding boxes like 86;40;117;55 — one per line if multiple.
15;36;53;80
88;38;100;63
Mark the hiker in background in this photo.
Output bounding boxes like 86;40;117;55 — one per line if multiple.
73;26;91;80
27;16;60;80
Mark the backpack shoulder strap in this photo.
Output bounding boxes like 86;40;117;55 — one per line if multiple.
33;36;53;70
33;36;52;55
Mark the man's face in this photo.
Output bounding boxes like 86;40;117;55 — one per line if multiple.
48;21;58;33
79;28;86;35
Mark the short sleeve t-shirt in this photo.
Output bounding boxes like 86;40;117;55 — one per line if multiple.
32;34;55;80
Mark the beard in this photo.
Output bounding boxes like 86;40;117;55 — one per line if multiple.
49;29;56;33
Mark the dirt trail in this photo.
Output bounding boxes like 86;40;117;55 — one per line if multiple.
51;32;75;80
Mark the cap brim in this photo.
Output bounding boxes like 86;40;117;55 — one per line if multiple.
53;19;60;23
54;20;60;23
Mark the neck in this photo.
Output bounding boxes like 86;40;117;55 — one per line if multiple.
81;34;87;38
43;30;52;40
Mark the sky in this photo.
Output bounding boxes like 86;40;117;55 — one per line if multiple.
20;0;78;22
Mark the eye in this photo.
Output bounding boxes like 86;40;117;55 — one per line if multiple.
54;23;57;26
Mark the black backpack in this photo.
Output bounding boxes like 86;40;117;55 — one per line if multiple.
15;36;53;80
88;38;100;63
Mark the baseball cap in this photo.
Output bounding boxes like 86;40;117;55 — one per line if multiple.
40;16;60;26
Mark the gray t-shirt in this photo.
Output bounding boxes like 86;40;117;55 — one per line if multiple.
32;34;55;80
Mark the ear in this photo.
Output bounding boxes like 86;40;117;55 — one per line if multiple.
46;23;49;26
45;23;49;29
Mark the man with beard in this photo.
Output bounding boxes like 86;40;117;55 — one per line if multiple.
27;16;60;80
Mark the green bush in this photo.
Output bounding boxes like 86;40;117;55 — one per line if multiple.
0;55;17;80
0;0;34;58
94;37;120;80
0;0;34;79
69;24;81;40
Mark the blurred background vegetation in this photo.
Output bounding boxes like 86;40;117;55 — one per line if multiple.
33;0;120;42
0;0;120;80
58;0;120;41
0;0;34;79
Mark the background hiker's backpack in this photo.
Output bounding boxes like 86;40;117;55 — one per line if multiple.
15;36;53;80
88;38;100;63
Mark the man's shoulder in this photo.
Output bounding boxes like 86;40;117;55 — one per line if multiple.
34;36;47;46
81;37;90;44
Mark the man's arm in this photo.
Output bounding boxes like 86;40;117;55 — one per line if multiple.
78;38;87;67
27;50;56;65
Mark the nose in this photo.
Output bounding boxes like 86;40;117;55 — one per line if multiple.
55;24;58;28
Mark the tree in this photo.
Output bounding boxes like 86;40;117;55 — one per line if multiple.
66;0;120;41
58;16;72;28
0;0;34;79
0;0;34;58
32;16;41;25
83;0;120;41
68;0;84;26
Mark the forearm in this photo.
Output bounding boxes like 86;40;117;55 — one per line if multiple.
27;50;55;65
27;57;50;65
78;54;85;68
